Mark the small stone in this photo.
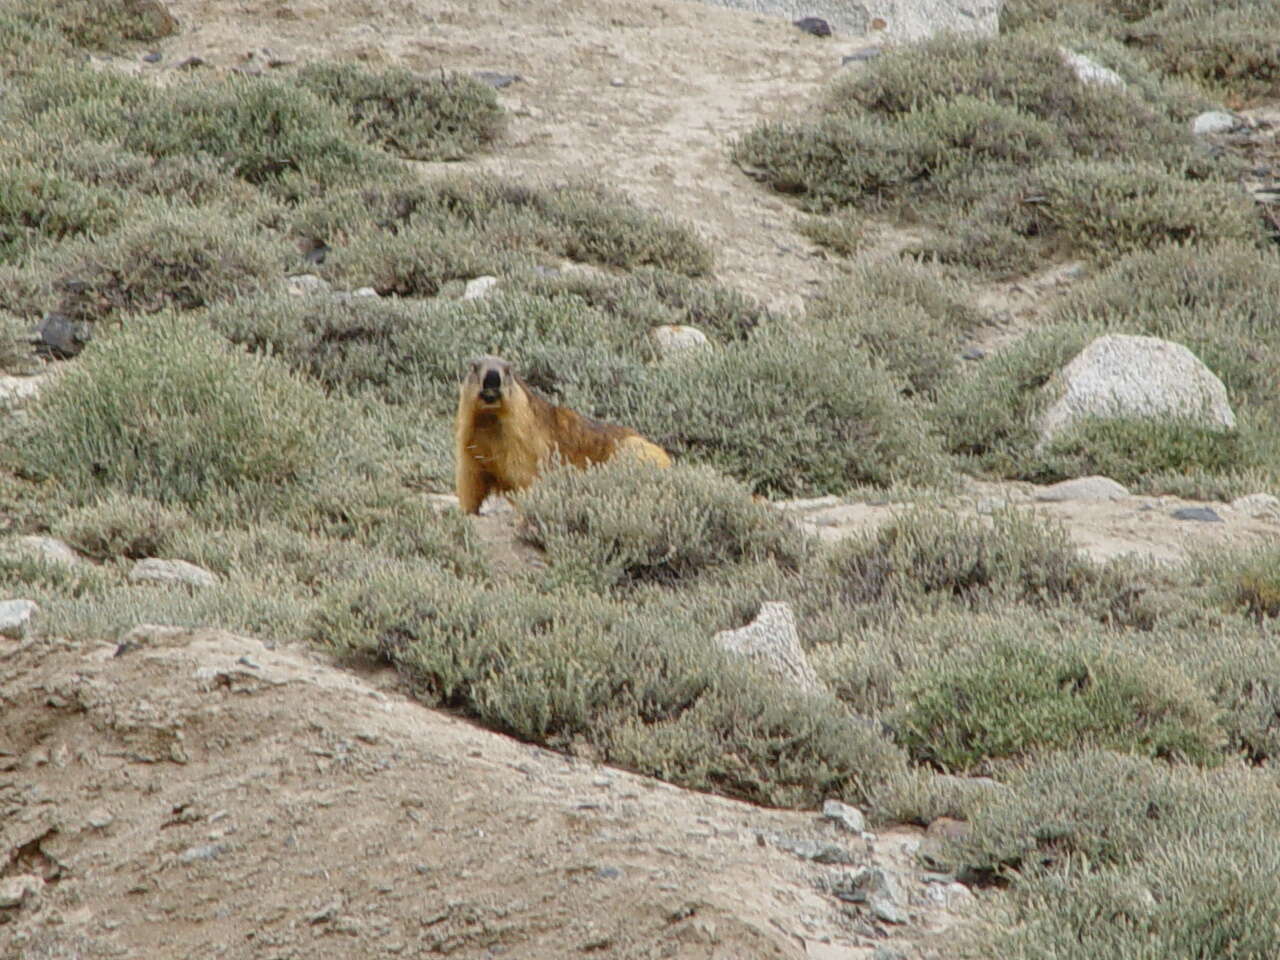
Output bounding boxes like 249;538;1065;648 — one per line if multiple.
0;599;37;640
650;324;711;357
841;47;881;64
143;51;163;63
793;17;832;36
609;77;626;87
33;312;92;359
462;276;499;300
822;799;866;834
1231;493;1280;517
0;376;44;407
87;808;114;829
596;866;622;879
1191;111;1239;136
0;874;43;908
1060;48;1124;87
128;558;218;588
351;287;379;298
714;602;821;693
472;71;521;89
286;274;330;296
871;896;909;925
962;347;986;361
174;56;206;71
178;842;228;863
1171;506;1223;523
1035;476;1130;502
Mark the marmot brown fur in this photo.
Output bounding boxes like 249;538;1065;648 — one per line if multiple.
455;355;671;514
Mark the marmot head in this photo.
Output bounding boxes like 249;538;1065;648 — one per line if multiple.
468;355;514;408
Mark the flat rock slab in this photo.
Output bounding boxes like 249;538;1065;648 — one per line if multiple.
1035;476;1130;502
697;0;999;41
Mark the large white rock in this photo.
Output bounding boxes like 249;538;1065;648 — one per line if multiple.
1036;335;1235;448
650;324;711;357
713;601;822;693
128;558;218;589
0;599;37;639
1060;48;1124;87
698;0;999;41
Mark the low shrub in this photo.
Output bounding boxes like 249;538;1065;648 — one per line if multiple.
619;332;952;496
516;459;812;590
294;62;505;161
892;636;1222;771
313;564;907;807
8;203;289;323
16;312;347;508
51;492;192;560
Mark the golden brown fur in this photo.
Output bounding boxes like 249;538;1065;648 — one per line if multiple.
455;355;671;514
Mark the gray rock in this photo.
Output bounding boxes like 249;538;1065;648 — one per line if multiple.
1171;506;1223;523
1060;48;1124;87
463;276;499;300
1035;476;1130;502
128;558;218;588
33;312;92;359
651;324;711;357
1231;493;1280;518
178;842;229;863
87;807;114;829
286;274;331;296
830;866;908;923
1036;335;1235;449
472;71;522;89
714;602;822;693
8;536;81;566
841;46;881;64
0;599;37;639
351;287;379;299
822;798;866;833
777;835;857;864
793;16;832;35
698;0;999;42
1191;111;1240;136
0;874;43;908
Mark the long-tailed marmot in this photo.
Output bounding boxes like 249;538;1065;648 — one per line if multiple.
455;355;671;514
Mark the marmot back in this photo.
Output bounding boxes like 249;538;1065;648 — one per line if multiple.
454;355;670;514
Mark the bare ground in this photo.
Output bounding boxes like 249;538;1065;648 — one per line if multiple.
4;0;1278;957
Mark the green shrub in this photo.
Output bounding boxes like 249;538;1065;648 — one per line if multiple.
618;333;951;496
124;75;401;201
294;62;505;161
807;261;983;396
34;0;178;50
314;564;907;806
52;492;192;560
516;459;812;590
893;636;1222;770
0;7;71;74
924;160;1263;278
8;203;289;323
0;163;122;261
826;508;1123;614
16;312;346;508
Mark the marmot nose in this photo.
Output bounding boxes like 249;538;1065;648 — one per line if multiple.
482;370;501;392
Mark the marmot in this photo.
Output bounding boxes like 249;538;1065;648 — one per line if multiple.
455;355;671;514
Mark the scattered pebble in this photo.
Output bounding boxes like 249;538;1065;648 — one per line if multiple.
87;808;114;829
178;842;229;863
609;77;626;87
793;17;832;37
143;51;163;64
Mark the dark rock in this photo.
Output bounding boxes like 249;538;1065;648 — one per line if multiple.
595;866;622;879
841;47;881;64
174;56;206;71
793;17;832;37
1171;506;1223;523
302;241;329;265
962;347;985;361
33;313;92;360
142;51;162;63
473;71;522;89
